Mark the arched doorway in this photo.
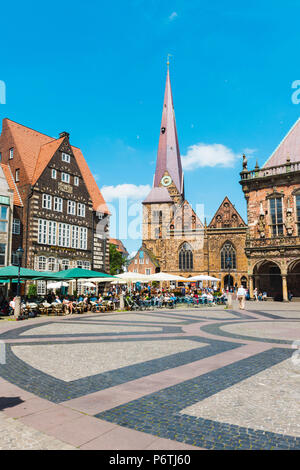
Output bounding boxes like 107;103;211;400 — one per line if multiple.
253;260;282;301
287;260;300;298
223;274;234;290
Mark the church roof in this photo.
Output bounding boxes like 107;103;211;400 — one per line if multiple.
152;68;183;194
263;117;300;168
143;186;173;204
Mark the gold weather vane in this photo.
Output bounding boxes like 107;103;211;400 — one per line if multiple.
167;53;173;67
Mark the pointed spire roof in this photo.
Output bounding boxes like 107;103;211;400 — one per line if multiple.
263;117;300;168
153;67;183;194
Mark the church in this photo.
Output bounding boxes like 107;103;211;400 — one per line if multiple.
128;66;249;290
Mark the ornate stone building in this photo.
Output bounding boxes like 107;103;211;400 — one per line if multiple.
240;118;300;301
131;67;249;289
0;119;110;293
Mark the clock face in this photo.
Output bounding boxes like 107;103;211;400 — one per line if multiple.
161;175;172;187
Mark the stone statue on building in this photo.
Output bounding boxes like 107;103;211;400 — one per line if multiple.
285;208;294;236
257;214;265;238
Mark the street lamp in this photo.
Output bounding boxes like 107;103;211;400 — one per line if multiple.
225;254;232;308
14;246;24;320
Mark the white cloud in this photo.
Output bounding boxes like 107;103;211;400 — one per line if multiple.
181;143;241;170
168;11;178;21
101;184;151;202
242;148;257;155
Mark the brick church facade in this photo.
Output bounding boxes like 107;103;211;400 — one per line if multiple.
128;67;249;290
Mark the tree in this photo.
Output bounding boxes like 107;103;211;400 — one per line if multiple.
109;243;125;275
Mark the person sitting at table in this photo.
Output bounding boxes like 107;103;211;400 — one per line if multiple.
54;295;62;303
63;296;74;314
9;297;16;314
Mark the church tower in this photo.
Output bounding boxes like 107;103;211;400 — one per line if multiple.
142;65;185;260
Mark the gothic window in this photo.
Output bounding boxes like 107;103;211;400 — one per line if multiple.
178;243;193;271
220;242;236;270
269;197;283;236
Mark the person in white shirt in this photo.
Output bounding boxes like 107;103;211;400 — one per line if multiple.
237;286;246;309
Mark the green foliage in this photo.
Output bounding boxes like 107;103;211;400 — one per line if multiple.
109;243;125;275
28;283;37;298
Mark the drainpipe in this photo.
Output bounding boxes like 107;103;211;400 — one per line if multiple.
25;188;33;268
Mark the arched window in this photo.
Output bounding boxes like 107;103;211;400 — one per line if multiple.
48;257;56;271
179;243;193;270
220;242;236;269
38;256;47;271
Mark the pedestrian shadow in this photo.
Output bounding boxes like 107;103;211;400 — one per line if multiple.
0;396;24;410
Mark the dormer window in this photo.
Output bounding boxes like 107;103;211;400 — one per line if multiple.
61;172;70;183
9;148;14;159
62;153;70;163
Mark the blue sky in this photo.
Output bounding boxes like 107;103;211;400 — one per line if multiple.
1;0;300;254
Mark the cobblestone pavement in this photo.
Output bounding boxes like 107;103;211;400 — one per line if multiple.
0;300;299;450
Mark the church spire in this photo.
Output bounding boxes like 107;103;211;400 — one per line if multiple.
153;65;184;197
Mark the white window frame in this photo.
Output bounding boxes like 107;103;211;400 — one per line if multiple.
67;200;76;215
79;227;87;250
54;197;63;212
48;257;56;271
77;203;86;217
74;176;79;186
61;259;69;270
38;256;47;271
62;153;71;163
38;219;47;244
12;218;21;235
145;268;151;275
51;169;57;179
37;280;46;295
42;194;52;210
9;148;13;160
48;221;57;245
61;172;70;183
15;169;20;182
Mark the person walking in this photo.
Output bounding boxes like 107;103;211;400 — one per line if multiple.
253;288;258;301
237;285;246;310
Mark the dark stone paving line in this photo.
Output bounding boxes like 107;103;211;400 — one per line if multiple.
0;336;241;404
245;309;300;320
97;348;299;450
200;320;299;345
0;322;188;340
2;326;183;341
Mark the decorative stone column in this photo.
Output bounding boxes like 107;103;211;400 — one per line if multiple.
249;275;254;299
282;274;288;302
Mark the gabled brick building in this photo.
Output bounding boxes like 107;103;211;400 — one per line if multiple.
240;118;300;301
0;119;110;292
